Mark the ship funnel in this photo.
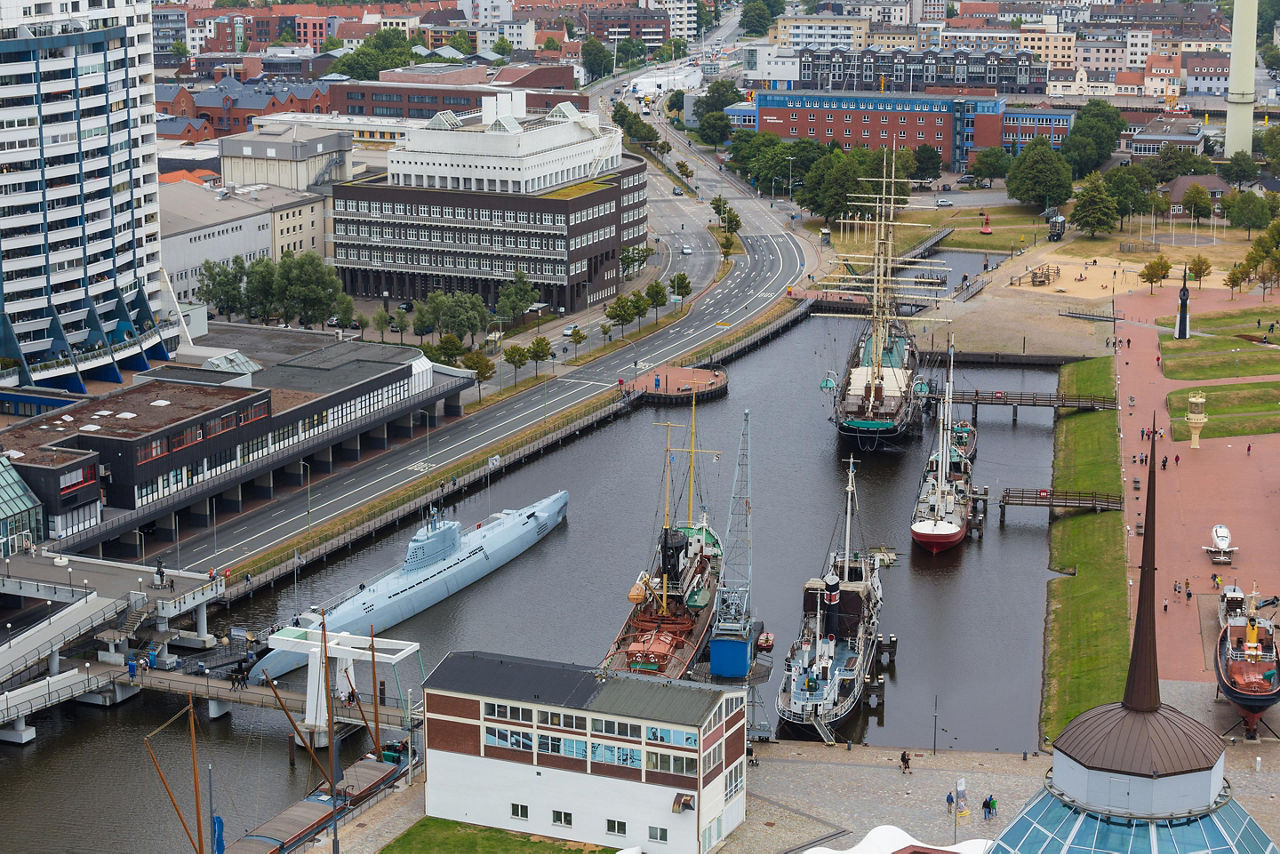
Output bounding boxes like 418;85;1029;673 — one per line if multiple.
823;572;841;638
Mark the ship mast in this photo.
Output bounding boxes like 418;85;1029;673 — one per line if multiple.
842;457;857;576
716;411;753;637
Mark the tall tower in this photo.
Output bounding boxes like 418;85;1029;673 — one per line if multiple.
0;0;185;394
1225;0;1259;156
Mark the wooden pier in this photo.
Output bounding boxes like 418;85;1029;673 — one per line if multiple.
923;390;1118;423
998;488;1124;522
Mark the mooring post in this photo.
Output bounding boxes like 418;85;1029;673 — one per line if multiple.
288;735;296;767
1011;404;1018;424
972;401;978;422
999;500;1006;524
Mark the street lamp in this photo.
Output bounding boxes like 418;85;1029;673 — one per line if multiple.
786;156;797;202
300;461;312;533
5;623;10;647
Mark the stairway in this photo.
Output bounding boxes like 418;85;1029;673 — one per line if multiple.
810;712;837;746
121;608;149;637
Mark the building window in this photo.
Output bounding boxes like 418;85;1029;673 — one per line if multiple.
511;803;528;820
552;810;573;827
650;826;669;843
607;819;627;836
725;760;745;800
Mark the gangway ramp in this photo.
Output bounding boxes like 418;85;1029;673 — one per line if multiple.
0;593;130;686
0;669;113;742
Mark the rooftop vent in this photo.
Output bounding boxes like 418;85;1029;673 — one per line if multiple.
150;399;171;407
117;412;137;419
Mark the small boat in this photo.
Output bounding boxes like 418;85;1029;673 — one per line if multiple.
756;632;774;653
1214;585;1280;739
910;344;972;554
777;459;896;739
950;419;977;461
250;491;568;683
1203;524;1238;564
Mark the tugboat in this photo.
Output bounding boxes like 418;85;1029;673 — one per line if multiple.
602;399;721;680
910;344;972;554
776;459;896;740
1215;584;1280;739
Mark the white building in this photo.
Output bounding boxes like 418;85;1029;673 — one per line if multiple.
457;0;513;27
478;19;536;52
771;15;870;51
0;0;185;393
1126;30;1153;69
424;651;748;853
630;65;705;97
160;183;324;303
642;0;699;42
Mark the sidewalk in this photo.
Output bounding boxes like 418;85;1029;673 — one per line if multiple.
1114;285;1280;683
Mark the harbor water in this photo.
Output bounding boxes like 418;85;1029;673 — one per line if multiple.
0;274;1060;851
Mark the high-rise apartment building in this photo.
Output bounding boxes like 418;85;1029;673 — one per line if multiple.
0;0;185;393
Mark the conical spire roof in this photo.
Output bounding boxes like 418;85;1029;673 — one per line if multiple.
1054;420;1222;779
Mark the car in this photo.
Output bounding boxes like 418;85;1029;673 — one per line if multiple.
957;175;976;185
388;322;400;332
936;198;955;207
941;184;951;191
672;187;684;195
350;320;361;330
326;316;339;327
681;245;692;255
978;180;991;189
613;87;622;94
562;323;579;337
397;301;414;312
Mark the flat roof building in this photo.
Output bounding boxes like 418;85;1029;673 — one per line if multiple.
424;651;747;853
219;124;354;191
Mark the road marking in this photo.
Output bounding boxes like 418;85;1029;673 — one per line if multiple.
233;526;248;533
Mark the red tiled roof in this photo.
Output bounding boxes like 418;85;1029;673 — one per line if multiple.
159;169;220;186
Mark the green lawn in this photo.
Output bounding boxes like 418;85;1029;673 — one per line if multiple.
1161;349;1280;380
1155;306;1280;332
1158;334;1251;355
383;817;616;854
1170;414;1280;442
1166;381;1280;417
1041;358;1128;741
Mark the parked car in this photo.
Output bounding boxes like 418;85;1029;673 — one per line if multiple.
977;180;991;189
941;184;951;191
562;324;579;337
326;316;339;327
957;175;976;185
397;301;414;313
936;198;955;207
672;187;684;195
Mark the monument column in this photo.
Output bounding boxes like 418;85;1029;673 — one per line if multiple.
1225;0;1259;156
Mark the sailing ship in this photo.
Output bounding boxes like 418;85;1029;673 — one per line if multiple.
602;398;721;680
250;490;568;683
910;344;973;554
777;459;895;738
827;155;939;451
1215;584;1280;739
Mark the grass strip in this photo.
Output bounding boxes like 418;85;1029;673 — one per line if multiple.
1041;357;1128;741
1161;349;1280;380
1169;414;1280;442
1165;381;1280;418
383;817;616;854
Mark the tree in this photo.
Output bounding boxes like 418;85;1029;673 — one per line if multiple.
669;272;692;309
335;293;355;329
1102;167;1149;229
1061;132;1099;179
1148;142;1215;183
1140;254;1172;290
496;271;538;327
502;344;528;386
493;36;513;56
276;251;341;327
693;80;742;123
911;145;943;181
628;292;651;332
243;256;279;322
1221;150;1260;189
1187;254;1213;289
1181;182;1213;224
722;207;742;236
543;36;561;51
698;112;730;146
461;350;496;400
599;321;612;341
644;280;669;321
321;35;343;52
581;38;613;80
170;41;189;63
194;257;245;319
328;28;423;80
1229;191;1272;238
394;308;409;344
271;26;297;46
1005;136;1072;207
568;327;587;358
356;312;369;340
1225;265;1245;300
710;195;729;219
413;301;432;341
741;0;772;35
526;335;553;377
1068;171;1119;237
448;30;471;54
605;297;635;337
666;89;685;114
372;307;391;342
437;333;466;366
675;161;693;180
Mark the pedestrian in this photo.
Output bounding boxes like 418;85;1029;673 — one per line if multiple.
1259;318;1262;328
1187;584;1193;604
982;796;991;820
451;475;457;487
1164;598;1168;612
1126;338;1131;348
990;795;997;818
1247;444;1252;456
946;792;954;814
1161;456;1167;470
1174;454;1180;466
208;568;215;582
900;750;911;774
1140;427;1146;440
1175;581;1181;595
1160;428;1165;440
1156;355;1161;367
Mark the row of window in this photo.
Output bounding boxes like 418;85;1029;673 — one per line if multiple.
334;247;567;278
570;201;615;226
335;222;567;253
335;197;567;227
511;804;669;840
485;702;532;722
795;128;947;141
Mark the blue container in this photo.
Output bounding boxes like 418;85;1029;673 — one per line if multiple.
709;637;750;678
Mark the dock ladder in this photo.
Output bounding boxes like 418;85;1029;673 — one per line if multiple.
810;713;837;746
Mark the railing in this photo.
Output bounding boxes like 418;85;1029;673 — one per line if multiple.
0;575;93;602
999;488;1123;511
55;376;474;551
154;578;225;618
0;597;130;685
677;299;813;368
930;390;1118;410
0;670;116;726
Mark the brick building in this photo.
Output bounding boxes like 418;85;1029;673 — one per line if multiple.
581;7;671;50
329;80;589;119
155;78;332;137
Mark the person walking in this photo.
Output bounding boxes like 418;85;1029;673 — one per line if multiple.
982;796;991;820
1126;338;1131;348
1140;427;1145;440
990;795;998;818
1156;355;1161;368
1164;598;1169;612
1247;444;1252;456
946;792;954;814
1187;583;1193;605
1161;456;1168;470
900;750;911;774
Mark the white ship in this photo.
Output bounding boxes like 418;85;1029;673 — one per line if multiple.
250;490;568;683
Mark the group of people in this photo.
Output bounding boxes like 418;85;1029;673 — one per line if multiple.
1105;337;1132;350
943;792;997;819
1139;427;1166;441
228;671;250;690
899;751;912;774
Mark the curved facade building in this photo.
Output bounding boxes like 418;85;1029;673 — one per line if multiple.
0;1;185;394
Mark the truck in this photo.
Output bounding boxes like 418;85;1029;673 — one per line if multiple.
1047;215;1067;241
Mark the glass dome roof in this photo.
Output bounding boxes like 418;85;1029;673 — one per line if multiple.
991;787;1278;854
